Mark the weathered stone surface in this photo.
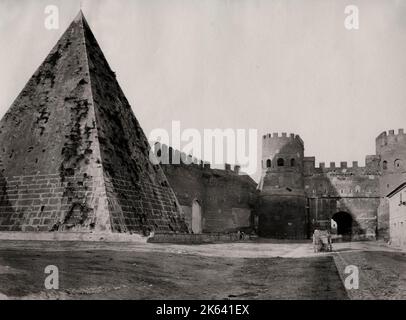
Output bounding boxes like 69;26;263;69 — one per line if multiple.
0;12;188;234
258;134;306;238
157;145;258;233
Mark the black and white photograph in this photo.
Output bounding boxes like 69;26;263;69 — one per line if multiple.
0;0;405;307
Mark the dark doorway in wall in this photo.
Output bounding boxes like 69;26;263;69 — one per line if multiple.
192;199;202;234
266;159;271;168
332;211;353;240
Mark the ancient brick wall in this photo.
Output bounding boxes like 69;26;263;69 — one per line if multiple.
304;159;380;239
159;163;206;210
258;169;307;238
258;133;307;238
257;195;307;238
159;146;258;233
259;132;384;239
203;171;257;232
159;163;206;230
148;232;241;244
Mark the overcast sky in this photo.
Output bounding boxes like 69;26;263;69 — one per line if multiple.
1;0;405;180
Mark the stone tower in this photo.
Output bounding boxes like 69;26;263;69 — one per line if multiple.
0;11;189;234
376;129;406;239
258;133;307;238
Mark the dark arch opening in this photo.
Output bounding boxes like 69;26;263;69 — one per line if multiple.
277;158;284;167
394;159;402;169
266;159;271;168
332;211;353;240
383;160;387;170
290;158;295;166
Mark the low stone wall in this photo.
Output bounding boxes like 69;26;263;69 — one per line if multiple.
0;231;148;243
331;233;375;242
147;232;242;244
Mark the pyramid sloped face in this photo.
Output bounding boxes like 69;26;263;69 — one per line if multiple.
82;16;188;233
0;13;95;177
0;12;188;234
0;13;105;232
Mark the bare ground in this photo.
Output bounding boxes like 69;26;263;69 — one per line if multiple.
334;250;406;299
0;240;404;300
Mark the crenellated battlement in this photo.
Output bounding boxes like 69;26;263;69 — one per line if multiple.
304;155;380;175
152;142;242;173
316;161;355;170
263;132;303;142
376;129;406;148
262;132;304;149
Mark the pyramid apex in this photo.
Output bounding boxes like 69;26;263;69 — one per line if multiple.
74;9;85;22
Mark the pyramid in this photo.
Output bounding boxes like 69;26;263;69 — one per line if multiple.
0;11;189;234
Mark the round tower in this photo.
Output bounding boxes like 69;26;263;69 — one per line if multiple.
258;133;306;238
375;129;406;239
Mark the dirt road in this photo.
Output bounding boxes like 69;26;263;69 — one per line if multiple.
0;240;404;300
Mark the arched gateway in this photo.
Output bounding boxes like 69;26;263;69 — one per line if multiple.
332;211;353;240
